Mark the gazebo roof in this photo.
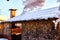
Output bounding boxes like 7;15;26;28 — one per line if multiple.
7;6;60;22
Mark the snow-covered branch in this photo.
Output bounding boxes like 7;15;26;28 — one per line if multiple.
22;0;45;10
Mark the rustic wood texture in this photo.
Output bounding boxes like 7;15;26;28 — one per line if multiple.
21;20;59;40
58;22;60;34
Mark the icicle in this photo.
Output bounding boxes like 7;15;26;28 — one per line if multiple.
53;20;58;30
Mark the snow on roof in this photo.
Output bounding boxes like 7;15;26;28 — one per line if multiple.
7;6;60;22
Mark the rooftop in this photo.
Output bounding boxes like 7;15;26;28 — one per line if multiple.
7;6;60;22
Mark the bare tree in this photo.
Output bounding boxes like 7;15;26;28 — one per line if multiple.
57;0;60;2
22;0;45;10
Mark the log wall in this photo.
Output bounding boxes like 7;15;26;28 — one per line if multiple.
21;20;59;40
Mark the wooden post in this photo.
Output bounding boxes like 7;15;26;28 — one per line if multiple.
58;22;60;34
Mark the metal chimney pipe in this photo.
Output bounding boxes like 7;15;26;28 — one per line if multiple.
9;9;17;18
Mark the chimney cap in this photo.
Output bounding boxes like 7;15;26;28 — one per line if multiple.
9;9;17;11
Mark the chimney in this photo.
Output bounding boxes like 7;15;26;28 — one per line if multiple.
9;9;17;18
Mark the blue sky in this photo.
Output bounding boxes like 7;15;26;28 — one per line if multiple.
0;0;59;18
